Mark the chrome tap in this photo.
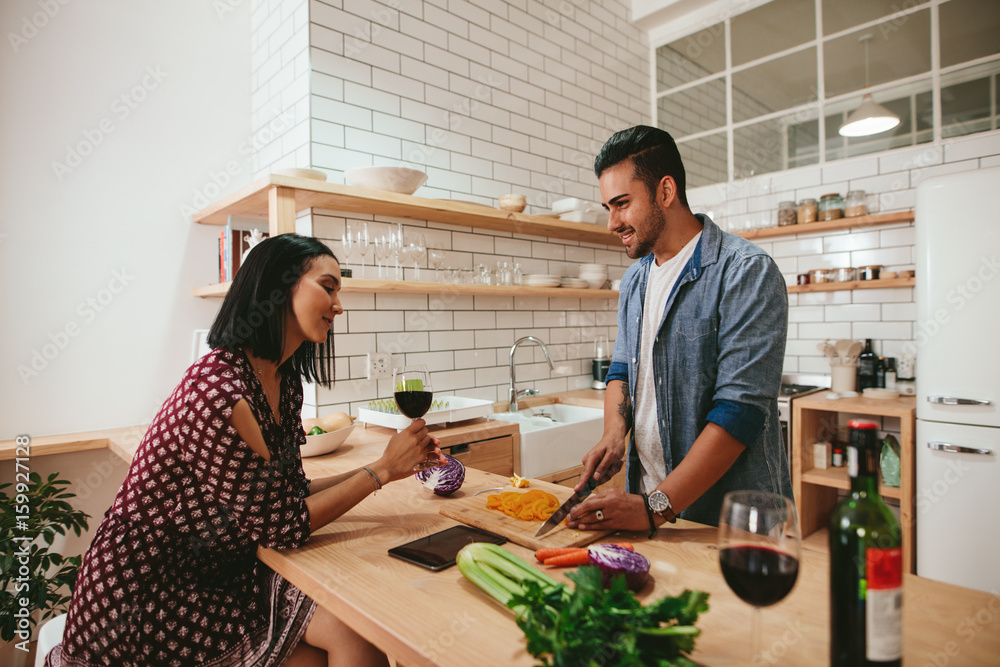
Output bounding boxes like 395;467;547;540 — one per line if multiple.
508;336;555;413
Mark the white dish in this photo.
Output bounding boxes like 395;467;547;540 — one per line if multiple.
273;167;328;181
559;209;608;225
301;423;354;457
344;166;428;194
357;395;494;430
551;197;596;214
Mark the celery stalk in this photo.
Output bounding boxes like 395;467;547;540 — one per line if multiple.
456;543;559;613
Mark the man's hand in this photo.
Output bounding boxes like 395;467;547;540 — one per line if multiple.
574;435;626;493
565;489;650;532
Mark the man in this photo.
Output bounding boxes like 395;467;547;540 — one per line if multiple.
567;125;790;534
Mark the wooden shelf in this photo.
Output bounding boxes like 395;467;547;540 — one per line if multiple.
193;174;619;246
792;394;916;572
735;210;914;241
194;277;620;299
801;466;902;499
787;277;914;293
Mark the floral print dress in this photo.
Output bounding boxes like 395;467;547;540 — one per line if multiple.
47;348;317;666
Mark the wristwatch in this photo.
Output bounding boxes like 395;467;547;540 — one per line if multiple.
647;490;677;524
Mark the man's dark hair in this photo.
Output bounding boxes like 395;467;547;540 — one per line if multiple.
208;233;337;386
593;125;689;209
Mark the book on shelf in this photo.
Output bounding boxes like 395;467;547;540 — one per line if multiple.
218;226;269;282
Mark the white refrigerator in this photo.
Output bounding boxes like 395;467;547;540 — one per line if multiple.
915;165;1000;594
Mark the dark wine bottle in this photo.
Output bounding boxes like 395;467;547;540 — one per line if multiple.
829;420;902;666
856;339;878;391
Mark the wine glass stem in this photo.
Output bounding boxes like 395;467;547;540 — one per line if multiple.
751;607;762;664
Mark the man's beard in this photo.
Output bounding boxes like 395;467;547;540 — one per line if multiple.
625;205;667;259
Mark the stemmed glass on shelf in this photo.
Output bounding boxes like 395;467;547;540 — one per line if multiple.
374;233;390;279
356;224;370;279
717;490;801;664
391;364;441;471
341;224;354;276
428;248;446;282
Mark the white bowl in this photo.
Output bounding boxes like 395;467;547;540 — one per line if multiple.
301;423;355;457
344;166;428;195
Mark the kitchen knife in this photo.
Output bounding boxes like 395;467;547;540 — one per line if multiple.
534;460;622;538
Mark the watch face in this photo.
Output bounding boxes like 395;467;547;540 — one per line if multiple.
648;490;670;513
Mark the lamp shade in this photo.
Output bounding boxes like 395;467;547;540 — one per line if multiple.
839;94;901;137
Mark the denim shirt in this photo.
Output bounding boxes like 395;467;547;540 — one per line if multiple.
606;215;791;526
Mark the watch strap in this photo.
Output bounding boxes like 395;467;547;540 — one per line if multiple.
641;492;657;539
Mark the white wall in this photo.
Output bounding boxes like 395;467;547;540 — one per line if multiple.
0;0;252;438
688;129;1000;376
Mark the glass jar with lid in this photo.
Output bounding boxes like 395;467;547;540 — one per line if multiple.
777;201;797;226
818;193;844;221
797;198;818;223
845;190;867;217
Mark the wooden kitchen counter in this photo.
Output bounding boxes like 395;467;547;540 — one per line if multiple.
267;432;1000;667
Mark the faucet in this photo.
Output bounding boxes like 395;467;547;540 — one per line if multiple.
508;336;555;413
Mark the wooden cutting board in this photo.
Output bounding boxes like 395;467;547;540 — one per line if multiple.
439;477;615;551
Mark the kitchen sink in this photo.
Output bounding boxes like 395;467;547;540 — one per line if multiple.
489;403;604;478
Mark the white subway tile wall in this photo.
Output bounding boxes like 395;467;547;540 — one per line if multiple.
690;132;1000;377
250;0;647;416
299;211;624;416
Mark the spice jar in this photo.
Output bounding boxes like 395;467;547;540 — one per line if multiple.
777;201;797;226
819;193;844;221
845;190;867;217
797;198;818;223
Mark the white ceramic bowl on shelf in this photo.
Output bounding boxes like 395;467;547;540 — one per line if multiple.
273;167;328;181
344;166;428;195
301;423;355;457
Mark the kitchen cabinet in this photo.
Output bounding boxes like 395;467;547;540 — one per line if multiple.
191;174;621;299
537;464;628;492
791;393;916;572
442;434;515;477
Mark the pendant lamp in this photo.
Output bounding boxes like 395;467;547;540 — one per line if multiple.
838;35;900;137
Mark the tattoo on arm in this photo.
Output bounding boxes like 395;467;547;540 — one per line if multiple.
617;389;633;435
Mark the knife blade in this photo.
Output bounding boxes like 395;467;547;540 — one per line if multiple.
534;460;622;538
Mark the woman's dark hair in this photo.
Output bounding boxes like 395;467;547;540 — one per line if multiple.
207;233;338;386
593;125;689;209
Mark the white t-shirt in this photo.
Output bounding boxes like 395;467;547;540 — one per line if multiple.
634;232;701;495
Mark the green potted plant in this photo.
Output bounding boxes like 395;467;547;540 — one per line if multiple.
1;471;90;648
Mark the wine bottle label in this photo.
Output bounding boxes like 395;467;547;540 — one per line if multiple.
848;446;858;477
865;546;902;661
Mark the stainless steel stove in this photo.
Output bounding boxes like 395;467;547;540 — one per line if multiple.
777;374;829;466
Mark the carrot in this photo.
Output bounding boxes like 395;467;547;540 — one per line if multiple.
544;550;591;567
535;547;585;563
612;542;635;551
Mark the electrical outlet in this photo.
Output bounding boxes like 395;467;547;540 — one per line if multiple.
367;352;391;380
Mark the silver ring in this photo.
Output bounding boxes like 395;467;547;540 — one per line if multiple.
595;509;605;521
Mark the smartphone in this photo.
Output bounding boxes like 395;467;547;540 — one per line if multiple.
388;525;508;571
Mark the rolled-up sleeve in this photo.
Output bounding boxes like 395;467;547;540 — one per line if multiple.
707;252;787;448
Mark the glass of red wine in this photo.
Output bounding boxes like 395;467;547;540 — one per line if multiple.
392;364;440;472
718;490;801;663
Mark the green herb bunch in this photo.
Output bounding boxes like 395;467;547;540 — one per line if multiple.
509;566;709;667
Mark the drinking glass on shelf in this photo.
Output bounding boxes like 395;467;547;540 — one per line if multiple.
391;364;440;471
341;225;353;275
428;248;446;281
718;491;801;664
356;224;370;278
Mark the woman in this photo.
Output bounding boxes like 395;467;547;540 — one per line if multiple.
49;234;440;667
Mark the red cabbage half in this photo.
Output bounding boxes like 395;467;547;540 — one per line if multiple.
414;453;466;496
588;543;650;591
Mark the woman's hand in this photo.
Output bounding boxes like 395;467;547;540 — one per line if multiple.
375;419;443;482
